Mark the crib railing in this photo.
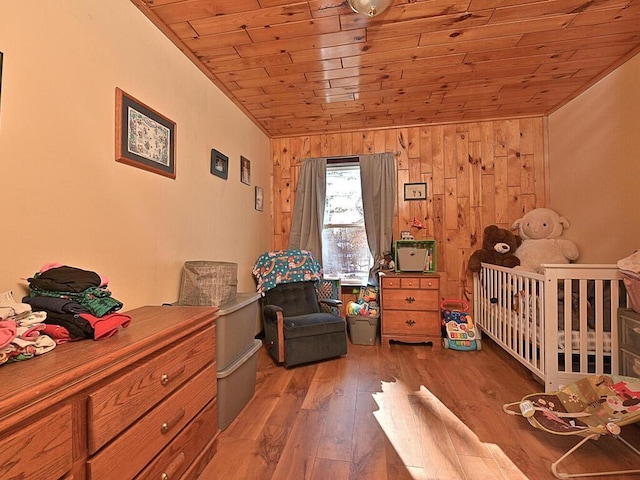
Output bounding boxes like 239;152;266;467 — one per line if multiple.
474;263;627;391
474;264;546;382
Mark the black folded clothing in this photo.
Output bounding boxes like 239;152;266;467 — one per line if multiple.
44;311;94;339
28;266;102;293
22;295;88;314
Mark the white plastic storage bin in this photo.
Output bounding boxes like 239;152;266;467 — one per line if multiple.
216;292;261;370
217;339;262;430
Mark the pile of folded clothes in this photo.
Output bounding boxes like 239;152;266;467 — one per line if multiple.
0;291;56;365
23;263;131;343
0;264;132;366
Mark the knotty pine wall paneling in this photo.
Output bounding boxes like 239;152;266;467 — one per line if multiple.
270;117;547;302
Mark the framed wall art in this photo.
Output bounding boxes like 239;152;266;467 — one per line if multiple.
211;149;228;179
255;186;264;211
115;87;176;179
404;182;427;201
240;156;251;185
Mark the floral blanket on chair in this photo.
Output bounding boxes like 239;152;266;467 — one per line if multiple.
253;249;323;294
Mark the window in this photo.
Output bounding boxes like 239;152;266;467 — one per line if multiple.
322;163;373;285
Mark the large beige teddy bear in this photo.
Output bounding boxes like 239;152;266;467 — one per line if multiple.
511;208;579;273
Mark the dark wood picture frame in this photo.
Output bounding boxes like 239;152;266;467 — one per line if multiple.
211;149;228;179
404;182;427;201
115;88;176;179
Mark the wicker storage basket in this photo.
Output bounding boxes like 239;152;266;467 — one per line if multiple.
178;261;238;307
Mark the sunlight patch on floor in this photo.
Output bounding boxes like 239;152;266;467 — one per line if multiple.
371;378;528;480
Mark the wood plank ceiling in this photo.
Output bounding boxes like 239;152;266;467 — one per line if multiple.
133;0;640;137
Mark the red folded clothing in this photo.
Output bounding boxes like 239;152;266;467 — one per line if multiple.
78;313;132;340
41;324;73;344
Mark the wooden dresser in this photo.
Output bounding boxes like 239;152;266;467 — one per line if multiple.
0;305;219;480
380;272;441;347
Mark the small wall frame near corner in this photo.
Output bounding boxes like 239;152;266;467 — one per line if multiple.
210;149;229;179
404;182;427;201
255;186;264;211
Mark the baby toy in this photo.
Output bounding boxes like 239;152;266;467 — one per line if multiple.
511;208;579;273
441;299;481;351
468;225;521;273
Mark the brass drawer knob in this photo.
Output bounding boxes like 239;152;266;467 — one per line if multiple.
404;296;415;303
160;408;186;435
406;319;416;327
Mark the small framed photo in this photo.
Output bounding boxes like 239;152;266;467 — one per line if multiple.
404;182;427;201
210;149;228;179
255;186;264;211
241;156;251;185
115;88;176;179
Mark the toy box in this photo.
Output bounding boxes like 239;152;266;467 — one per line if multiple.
394;240;436;273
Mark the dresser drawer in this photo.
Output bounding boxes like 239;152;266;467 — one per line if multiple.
135;398;218;480
382;288;439;311
88;326;215;453
620;312;640;352
0;404;73;480
88;362;217;480
382;310;440;336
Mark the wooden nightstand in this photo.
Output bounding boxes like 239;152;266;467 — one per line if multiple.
619;308;640;378
379;272;440;347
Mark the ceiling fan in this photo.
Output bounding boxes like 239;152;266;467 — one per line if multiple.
347;0;393;17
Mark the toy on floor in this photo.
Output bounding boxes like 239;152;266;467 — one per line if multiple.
440;299;481;350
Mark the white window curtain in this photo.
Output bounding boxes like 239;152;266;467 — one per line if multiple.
289;153;396;284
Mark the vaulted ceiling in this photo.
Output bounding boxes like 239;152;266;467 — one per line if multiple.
132;0;640;138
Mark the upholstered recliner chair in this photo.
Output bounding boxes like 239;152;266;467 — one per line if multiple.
253;249;348;367
262;281;347;366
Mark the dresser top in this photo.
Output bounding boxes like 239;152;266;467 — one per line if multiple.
0;305;218;425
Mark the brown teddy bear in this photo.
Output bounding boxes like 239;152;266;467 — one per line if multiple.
468;225;521;273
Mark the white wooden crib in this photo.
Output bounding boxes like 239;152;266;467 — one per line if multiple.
473;263;627;392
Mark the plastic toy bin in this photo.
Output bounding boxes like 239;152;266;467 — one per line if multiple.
215;292;261;430
347;315;379;345
394;240;436;273
217;339;262;430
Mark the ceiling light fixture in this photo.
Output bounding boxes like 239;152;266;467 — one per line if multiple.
347;0;393;17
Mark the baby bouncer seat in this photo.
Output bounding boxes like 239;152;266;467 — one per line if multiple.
504;374;640;479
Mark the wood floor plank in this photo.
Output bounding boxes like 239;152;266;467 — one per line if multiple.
271;409;325;480
310;458;350;480
198;338;640;480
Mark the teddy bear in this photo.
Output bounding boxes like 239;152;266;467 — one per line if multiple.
468;225;521;273
511;208;579;273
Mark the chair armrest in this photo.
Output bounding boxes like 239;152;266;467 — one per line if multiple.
319;298;343;308
264;304;283;322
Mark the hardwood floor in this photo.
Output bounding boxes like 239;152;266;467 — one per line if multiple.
199;338;640;480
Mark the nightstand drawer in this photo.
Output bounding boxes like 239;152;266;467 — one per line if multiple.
87;362;218;480
382;288;439;311
383;310;440;336
88;326;215;453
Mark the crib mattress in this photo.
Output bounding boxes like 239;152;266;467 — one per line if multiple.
557;330;611;354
